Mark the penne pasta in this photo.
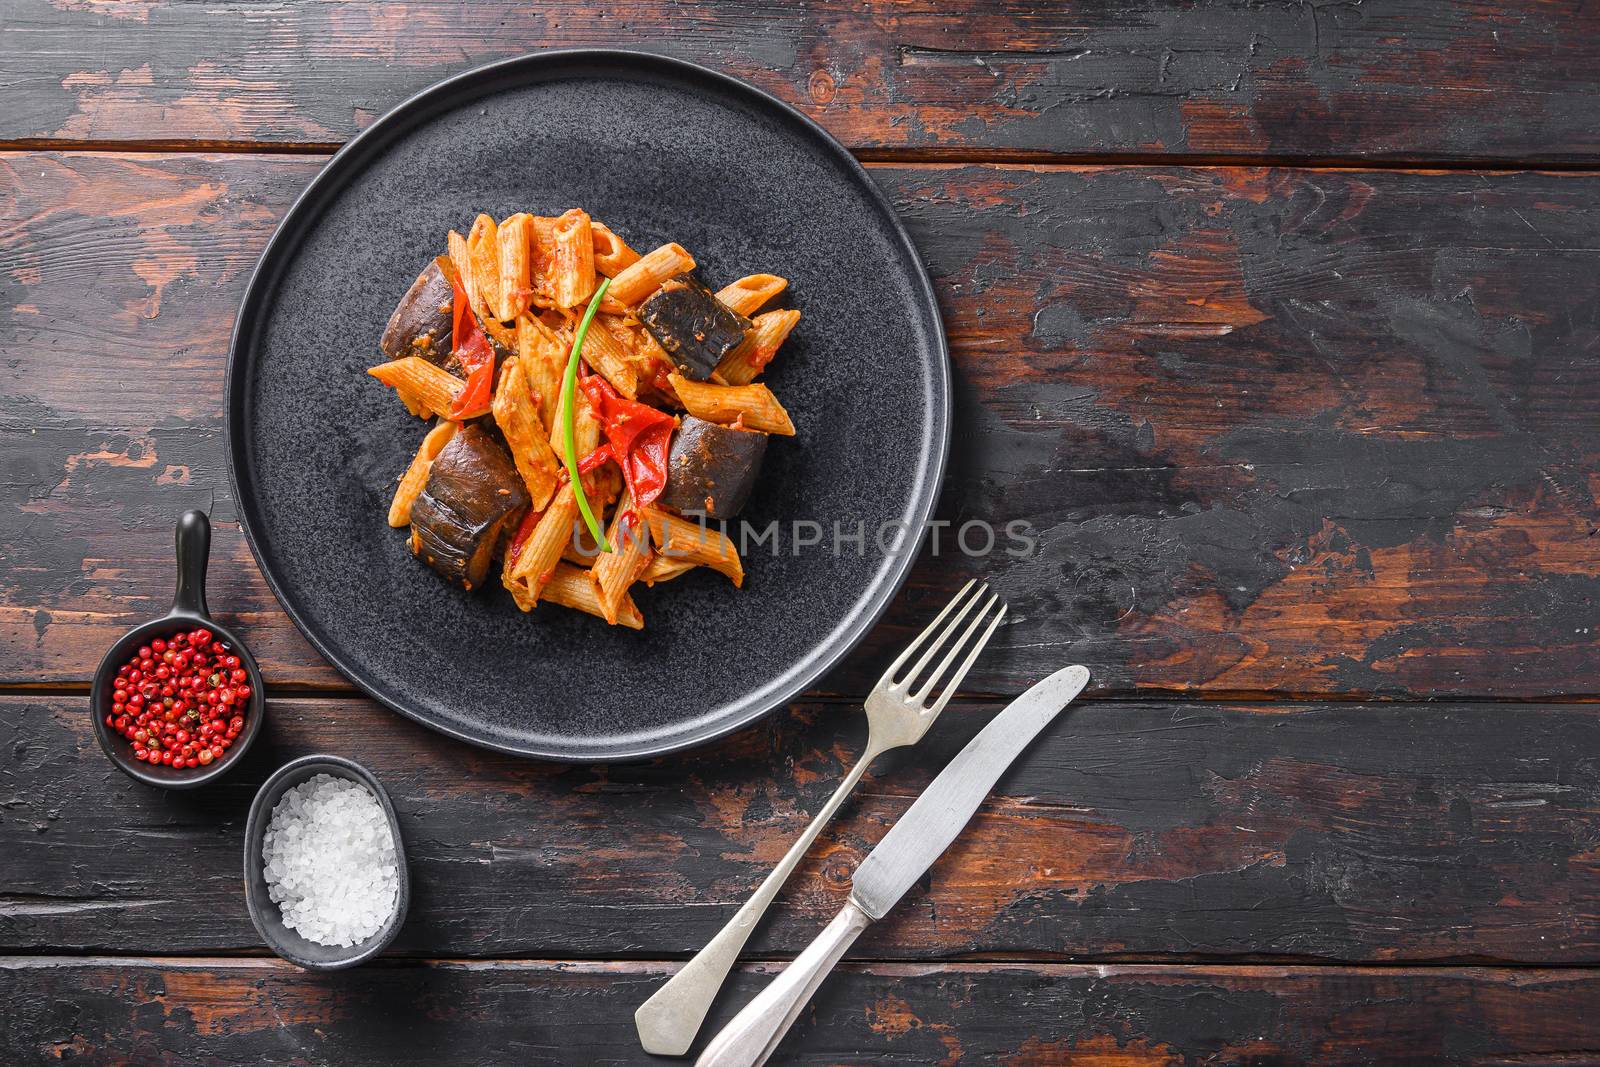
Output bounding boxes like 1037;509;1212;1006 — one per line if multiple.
633;319;671;365
491;357;561;510
606;242;695;308
516;314;566;431
643;507;743;586
716;274;787;317
641;555;697;586
545;562;644;629
495;213;534;322
568;316;639;398
508;482;577;601
502;553;538;611
502;503;547;610
466;214;501;322
481;311;516;353
369;357;463;418
668;373;795;436
600;313;672;383
551;209;598;309
503;572;536;612
587;461;623;517
589;491;653;625
387;420;457;527
375;207;802;629
438;239;518;351
526;215;559;306
448;229;475;313
716;308;801;385
549;376;602;465
562;528;604;566
591;221;641;277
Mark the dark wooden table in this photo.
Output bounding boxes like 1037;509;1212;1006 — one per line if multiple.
5;3;1600;1063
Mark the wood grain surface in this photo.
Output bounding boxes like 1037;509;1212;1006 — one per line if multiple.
4;0;1600;162
4;152;1596;698
6;957;1600;1066
8;693;1600;963
5;7;1599;1061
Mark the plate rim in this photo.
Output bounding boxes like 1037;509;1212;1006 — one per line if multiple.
224;48;951;761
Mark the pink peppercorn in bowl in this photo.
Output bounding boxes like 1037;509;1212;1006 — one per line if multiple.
90;510;266;789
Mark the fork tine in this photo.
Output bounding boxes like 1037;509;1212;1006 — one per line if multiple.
909;592;1003;703
892;581;987;689
923;603;1007;715
881;579;980;686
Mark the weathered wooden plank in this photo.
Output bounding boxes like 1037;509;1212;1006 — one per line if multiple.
5;957;1600;1065
3;152;1597;698
4;0;1600;162
7;694;1600;962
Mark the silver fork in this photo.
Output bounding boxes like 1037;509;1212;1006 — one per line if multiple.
635;579;1007;1056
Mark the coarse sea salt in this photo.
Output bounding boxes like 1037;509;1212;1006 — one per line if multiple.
262;773;398;948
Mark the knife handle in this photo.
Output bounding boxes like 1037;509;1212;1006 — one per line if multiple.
694;899;872;1067
637;750;879;1055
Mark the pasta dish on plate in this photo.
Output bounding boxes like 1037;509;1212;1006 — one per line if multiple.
367;209;800;629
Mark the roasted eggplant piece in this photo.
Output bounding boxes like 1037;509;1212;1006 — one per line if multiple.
408;424;529;591
638;274;752;381
657;416;768;519
381;257;456;367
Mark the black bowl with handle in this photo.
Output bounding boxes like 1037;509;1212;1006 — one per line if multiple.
89;509;266;788
243;754;411;970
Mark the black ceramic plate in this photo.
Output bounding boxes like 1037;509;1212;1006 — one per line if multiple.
226;50;948;761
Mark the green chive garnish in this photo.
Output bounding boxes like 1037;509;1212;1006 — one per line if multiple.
562;276;612;553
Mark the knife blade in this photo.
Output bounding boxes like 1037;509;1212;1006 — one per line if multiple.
849;662;1089;919
696;664;1090;1067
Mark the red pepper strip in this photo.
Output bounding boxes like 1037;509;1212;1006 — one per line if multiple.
447;275;494;420
571;445;621;522
578;446;613;476
578;368;675;509
649;362;675;397
506;504;543;567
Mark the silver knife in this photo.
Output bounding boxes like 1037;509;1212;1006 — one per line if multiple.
694;664;1090;1067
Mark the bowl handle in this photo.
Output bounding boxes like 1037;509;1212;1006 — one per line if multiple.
172;509;211;619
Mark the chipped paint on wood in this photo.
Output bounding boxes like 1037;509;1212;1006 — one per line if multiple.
5;694;1600;962
4;154;1596;697
4;4;1599;1061
5;1;1600;161
5;958;1600;1064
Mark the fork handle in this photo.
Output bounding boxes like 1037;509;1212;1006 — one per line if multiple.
694;899;872;1067
635;745;883;1056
